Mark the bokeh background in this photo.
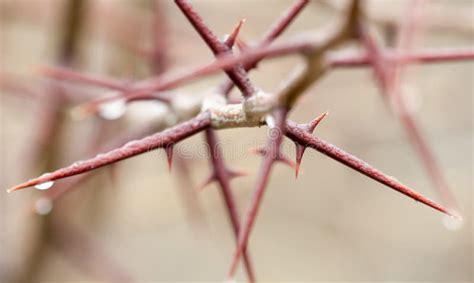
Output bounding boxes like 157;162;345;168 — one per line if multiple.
1;0;473;282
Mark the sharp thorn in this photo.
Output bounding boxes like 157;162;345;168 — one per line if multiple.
227;168;248;179
165;144;174;171
225;18;246;48
307;111;329;133
295;143;306;179
276;154;296;169
293;112;328;178
196;172;216;192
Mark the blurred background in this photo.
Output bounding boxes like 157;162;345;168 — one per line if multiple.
0;0;472;282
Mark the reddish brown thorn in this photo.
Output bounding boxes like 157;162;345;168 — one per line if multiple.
7;112;211;193
284;120;459;219
197;168;247;192
220;0;309;96
165;144;174;171
174;0;256;97
224;18;246;48
249;147;295;169
295;111;329;178
307;111;329;133
294;144;305;178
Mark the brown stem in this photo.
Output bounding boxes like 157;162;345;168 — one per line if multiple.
220;0;310;95
358;19;459;211
284;120;456;217
8;112;211;193
175;0;257;97
205;129;256;283
228;107;288;278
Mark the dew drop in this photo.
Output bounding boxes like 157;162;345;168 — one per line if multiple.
98;98;127;120
442;215;463;231
34;198;53;215
34;180;54;190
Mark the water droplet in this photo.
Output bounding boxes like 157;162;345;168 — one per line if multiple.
442;215;463;231
98;98;127;120
34;180;54;190
34;198;53;215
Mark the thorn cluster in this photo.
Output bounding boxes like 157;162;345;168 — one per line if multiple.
294;111;329;178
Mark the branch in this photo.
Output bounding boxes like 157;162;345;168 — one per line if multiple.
175;0;257;97
357;12;460;212
228;107;288;279
228;1;362;277
220;0;310;95
204;129;255;283
328;47;474;68
8;112;211;192
284;119;457;218
41;125;158;201
174;2;258;280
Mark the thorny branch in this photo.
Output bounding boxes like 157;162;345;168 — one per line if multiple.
174;0;258;280
6;0;472;281
357;2;459;212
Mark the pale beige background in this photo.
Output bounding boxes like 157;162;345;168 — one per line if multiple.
0;0;473;282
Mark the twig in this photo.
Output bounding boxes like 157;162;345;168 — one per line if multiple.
227;107;288;279
175;0;256;97
174;1;257;280
284;119;455;217
8;112;212;193
357;3;460;212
